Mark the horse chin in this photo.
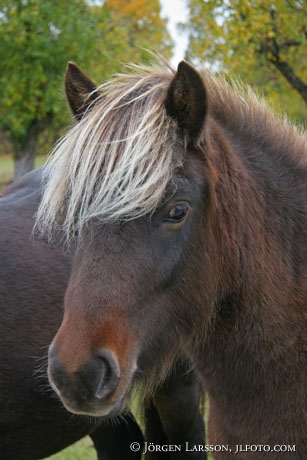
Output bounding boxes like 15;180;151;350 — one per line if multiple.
60;392;128;418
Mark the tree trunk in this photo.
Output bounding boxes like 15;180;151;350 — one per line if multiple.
270;58;307;105
14;146;36;181
13;116;52;181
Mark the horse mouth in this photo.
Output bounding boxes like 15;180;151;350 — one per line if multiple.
57;387;130;418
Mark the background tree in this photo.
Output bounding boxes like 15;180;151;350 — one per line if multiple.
102;0;173;68
181;0;307;124
0;0;99;179
0;0;172;180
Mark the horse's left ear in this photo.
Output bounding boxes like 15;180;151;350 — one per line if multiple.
65;62;100;121
165;61;207;143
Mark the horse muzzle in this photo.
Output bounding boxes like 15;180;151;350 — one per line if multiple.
48;345;129;417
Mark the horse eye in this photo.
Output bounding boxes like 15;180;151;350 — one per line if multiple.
165;204;189;223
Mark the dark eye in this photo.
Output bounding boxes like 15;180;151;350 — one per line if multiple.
165;204;189;224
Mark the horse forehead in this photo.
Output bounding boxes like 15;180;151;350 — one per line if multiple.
174;152;208;189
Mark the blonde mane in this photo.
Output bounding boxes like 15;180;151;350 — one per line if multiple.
37;64;182;242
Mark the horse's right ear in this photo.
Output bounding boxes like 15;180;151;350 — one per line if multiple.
65;62;100;121
165;61;207;144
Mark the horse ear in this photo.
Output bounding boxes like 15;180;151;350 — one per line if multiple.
165;61;207;143
65;62;100;121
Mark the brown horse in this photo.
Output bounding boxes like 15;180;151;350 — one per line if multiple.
37;60;307;459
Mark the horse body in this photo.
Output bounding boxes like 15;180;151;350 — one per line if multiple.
37;60;307;458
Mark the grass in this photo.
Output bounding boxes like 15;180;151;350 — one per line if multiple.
46;437;96;460
0;155;15;189
0;154;46;191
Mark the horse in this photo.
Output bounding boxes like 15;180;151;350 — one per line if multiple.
36;59;307;459
0;84;205;459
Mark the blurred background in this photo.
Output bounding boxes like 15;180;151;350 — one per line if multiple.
0;0;306;190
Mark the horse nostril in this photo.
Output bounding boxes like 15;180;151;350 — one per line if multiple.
94;348;121;400
48;345;68;393
47;345;121;412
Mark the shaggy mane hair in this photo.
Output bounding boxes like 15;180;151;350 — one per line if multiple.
36;62;306;242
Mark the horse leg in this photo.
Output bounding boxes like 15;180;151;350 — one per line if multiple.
89;411;144;460
146;363;206;460
144;397;171;460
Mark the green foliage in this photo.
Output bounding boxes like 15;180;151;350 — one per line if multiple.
87;0;173;81
181;0;307;124
104;0;173;60
0;0;172;159
0;0;101;147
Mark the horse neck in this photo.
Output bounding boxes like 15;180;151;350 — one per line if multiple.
190;123;307;435
205;121;307;348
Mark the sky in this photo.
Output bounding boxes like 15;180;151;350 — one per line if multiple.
160;0;189;66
